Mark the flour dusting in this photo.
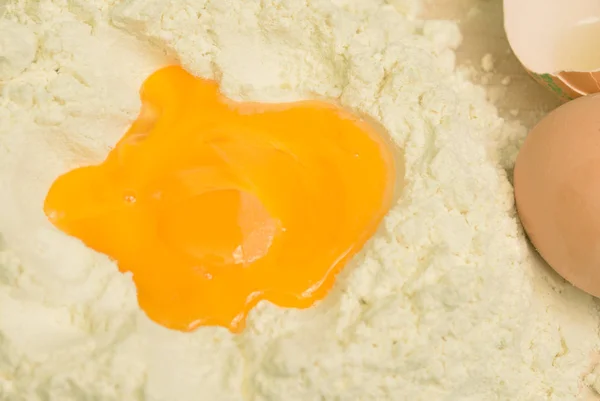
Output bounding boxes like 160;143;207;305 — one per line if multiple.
0;0;599;400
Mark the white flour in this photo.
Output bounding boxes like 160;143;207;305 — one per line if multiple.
1;0;600;400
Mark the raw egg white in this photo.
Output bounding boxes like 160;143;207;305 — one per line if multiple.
43;66;401;333
514;93;600;297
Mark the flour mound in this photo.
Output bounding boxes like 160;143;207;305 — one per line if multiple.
0;1;598;400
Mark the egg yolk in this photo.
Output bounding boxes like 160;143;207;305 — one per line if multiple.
44;65;397;332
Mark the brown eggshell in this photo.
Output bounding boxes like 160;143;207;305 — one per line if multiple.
514;93;600;296
528;70;600;101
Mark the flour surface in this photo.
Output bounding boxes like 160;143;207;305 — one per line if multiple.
1;1;600;400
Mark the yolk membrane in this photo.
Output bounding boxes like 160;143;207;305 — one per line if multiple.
44;65;397;333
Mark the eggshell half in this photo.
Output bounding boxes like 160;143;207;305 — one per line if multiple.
504;0;600;100
514;93;600;297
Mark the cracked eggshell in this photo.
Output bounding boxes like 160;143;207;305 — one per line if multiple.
504;0;600;101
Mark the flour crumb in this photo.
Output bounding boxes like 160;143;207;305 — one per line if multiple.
481;53;495;72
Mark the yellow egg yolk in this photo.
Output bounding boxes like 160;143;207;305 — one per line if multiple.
44;65;397;333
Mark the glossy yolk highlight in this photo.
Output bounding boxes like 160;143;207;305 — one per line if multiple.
44;65;397;333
